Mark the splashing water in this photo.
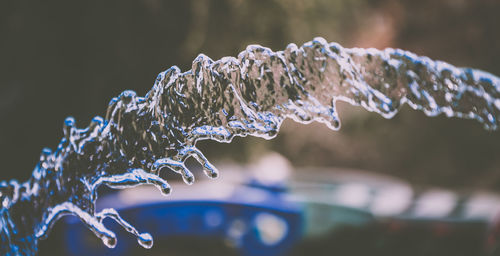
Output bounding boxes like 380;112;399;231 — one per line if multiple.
1;37;499;255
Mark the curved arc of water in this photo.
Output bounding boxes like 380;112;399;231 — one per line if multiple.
1;37;499;255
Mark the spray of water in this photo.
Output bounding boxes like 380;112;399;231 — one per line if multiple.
1;37;499;255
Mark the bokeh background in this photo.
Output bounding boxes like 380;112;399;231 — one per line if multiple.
2;0;500;255
1;0;499;190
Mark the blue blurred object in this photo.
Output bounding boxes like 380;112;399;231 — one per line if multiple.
56;163;500;256
61;178;303;256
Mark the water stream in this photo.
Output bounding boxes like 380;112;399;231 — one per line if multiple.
1;37;499;255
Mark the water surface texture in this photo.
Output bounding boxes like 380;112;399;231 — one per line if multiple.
1;37;499;255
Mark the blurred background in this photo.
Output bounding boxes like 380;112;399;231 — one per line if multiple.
1;0;500;255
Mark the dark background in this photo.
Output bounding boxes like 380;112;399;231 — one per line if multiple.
1;0;500;190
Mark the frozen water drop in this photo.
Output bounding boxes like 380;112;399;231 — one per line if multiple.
102;234;117;249
137;233;153;249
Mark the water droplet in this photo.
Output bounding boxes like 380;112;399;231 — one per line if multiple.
137;233;153;249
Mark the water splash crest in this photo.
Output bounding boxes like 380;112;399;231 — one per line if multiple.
1;37;499;255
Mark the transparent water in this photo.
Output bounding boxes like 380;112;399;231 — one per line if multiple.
1;37;499;255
